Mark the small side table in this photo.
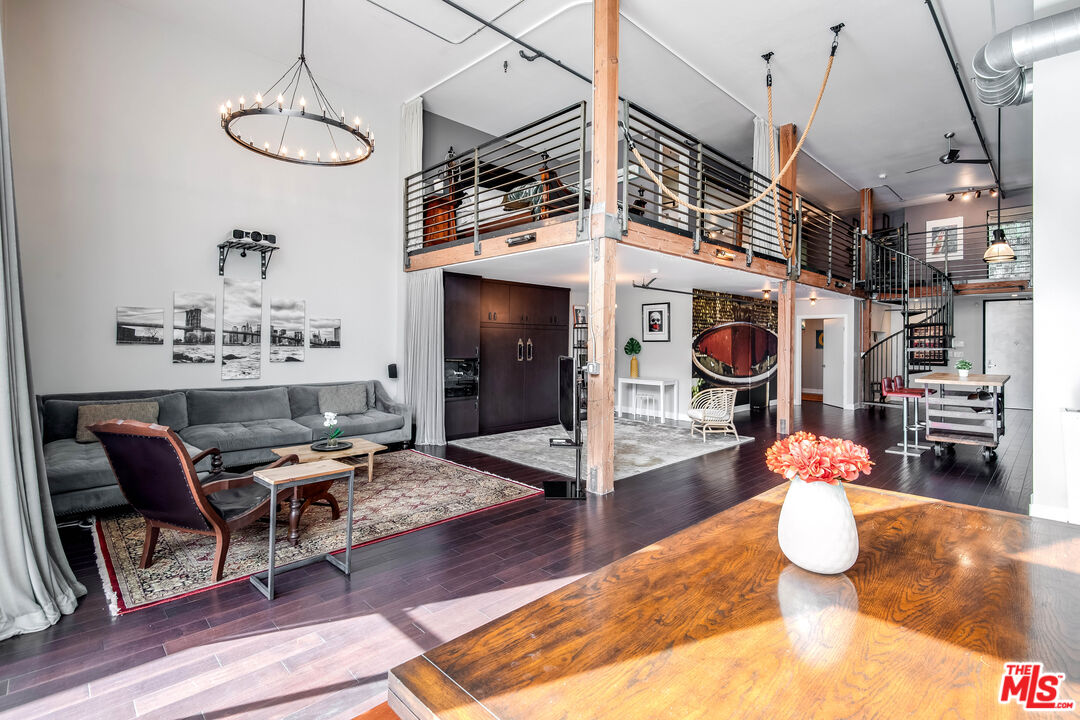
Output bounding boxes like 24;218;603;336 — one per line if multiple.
250;459;356;600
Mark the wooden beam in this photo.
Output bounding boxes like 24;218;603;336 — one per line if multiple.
858;188;873;282
586;0;618;496
404;219;577;271
777;124;798;194
776;280;795;435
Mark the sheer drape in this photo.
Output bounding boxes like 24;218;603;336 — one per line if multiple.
403;269;445;446
0;22;86;641
752;116;778;250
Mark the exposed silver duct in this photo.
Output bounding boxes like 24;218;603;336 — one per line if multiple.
973;7;1080;106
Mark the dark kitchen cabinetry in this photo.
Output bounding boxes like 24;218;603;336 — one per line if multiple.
444;273;482;359
481;281;510;324
445;396;479;441
444;275;570;436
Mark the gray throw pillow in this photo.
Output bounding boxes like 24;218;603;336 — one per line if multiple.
75;401;159;443
318;384;368;416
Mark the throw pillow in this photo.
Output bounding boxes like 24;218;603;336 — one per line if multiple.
318;383;368;416
75;401;159;443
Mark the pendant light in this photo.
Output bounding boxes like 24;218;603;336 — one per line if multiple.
984;109;1015;263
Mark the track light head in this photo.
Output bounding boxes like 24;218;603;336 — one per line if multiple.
946;193;955;201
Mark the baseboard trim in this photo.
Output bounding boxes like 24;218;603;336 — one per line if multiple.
1028;502;1072;524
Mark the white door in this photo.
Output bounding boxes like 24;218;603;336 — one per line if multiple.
822;318;844;408
984;299;1033;410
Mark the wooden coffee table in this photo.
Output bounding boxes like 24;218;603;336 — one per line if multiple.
271;437;388;545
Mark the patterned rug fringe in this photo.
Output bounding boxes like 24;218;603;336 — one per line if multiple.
90;516;120;617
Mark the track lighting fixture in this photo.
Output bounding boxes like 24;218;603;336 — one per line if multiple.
946;193;955;201
990;188;998;197
975;190;982;199
961;191;971;201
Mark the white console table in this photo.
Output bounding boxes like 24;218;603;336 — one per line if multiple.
617;377;679;424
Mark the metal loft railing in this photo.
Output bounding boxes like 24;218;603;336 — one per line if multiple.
905;213;1032;287
860;236;955;406
403;102;587;265
622;102;858;283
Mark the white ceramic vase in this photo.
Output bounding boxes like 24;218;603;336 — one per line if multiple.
777;476;859;575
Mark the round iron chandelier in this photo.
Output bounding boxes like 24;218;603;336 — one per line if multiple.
219;0;373;167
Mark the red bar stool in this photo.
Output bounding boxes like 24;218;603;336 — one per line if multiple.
882;375;930;456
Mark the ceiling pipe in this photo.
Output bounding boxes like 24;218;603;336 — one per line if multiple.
924;0;1001;191
972;7;1080;107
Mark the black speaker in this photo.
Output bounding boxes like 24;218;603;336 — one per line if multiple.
387;363;398;379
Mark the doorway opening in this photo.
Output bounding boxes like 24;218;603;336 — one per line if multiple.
796;314;847;409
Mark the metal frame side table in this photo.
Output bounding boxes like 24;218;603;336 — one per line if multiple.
250;459;356;600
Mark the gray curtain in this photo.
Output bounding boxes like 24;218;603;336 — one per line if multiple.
403;269;446;446
0;23;85;641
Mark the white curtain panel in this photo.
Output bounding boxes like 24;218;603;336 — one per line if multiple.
752;115;779;250
0;20;86;640
400;96;423;180
404;269;446;446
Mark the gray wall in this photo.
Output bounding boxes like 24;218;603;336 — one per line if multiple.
951;296;985;371
422;111;496;169
801;319;824;390
903;188;1032;233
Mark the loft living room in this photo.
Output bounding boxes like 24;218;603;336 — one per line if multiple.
0;1;1075;719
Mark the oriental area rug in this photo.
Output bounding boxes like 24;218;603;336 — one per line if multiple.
93;450;541;614
451;417;754;480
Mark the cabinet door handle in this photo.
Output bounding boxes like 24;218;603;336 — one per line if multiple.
488;312;492;320
517;339;524;362
494;312;497;321
527;339;534;361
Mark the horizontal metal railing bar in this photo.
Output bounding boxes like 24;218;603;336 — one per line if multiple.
409;102;585;180
403;152;582;212
468;124;581;169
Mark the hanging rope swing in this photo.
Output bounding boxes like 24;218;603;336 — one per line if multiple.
625;25;844;260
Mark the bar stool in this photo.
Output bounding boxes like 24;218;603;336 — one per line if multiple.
883;376;929;457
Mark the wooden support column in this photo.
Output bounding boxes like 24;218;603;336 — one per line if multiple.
774;123;798;436
586;0;618;495
777;280;796;435
859;189;874;378
778;124;798;242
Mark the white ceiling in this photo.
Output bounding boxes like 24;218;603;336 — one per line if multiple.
108;0;1035;210
450;242;848;301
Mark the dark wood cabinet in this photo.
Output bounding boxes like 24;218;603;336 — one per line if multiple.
480;326;525;431
444;273;482;358
481;282;510;324
445;396;479;440
449;276;570;436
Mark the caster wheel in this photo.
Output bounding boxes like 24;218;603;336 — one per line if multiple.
983;448;998;463
933;444;944;458
947;444;956;455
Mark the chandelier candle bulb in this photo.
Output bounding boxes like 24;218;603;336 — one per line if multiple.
239;96;245;110
300;97;306;112
298;149;305;159
277;94;283;110
255;93;262;108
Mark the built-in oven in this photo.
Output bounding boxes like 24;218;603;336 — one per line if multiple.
444;358;479;399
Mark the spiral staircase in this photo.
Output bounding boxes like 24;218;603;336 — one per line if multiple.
860;228;955;407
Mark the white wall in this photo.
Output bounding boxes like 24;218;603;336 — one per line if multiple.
1031;0;1080;524
4;0;405;395
794;296;857;410
801;319;823;392
614;285;693;420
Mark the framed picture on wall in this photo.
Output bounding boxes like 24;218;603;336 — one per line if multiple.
925;216;964;262
642;302;670;342
573;305;587;327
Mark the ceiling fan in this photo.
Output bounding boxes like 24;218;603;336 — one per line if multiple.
905;132;992;174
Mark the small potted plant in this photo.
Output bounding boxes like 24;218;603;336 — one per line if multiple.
322;411;343;448
955;359;973;379
624;337;641;378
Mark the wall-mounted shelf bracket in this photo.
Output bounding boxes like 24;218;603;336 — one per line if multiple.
218;240;278;279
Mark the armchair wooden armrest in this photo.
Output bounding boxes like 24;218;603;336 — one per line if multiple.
190;447;224;475
202;454;300;494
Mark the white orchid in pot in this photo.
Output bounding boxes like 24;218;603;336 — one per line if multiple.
322;411;343;447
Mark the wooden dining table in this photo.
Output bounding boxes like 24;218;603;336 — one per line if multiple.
387;483;1080;719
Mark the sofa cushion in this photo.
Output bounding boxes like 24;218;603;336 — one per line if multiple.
43;392;189;442
44;438;207;495
288;385;322;418
186;387;291;426
75;401;159;443
178;418;311;453
318;383;368;416
293;410;404;439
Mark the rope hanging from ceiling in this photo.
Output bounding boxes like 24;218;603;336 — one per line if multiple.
624;26;844;259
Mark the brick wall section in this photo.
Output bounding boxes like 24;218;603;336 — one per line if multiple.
691;290;777;336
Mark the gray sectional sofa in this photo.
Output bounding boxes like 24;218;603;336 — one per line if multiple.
38;380;411;516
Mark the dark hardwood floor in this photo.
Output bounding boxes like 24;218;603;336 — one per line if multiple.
0;404;1034;719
